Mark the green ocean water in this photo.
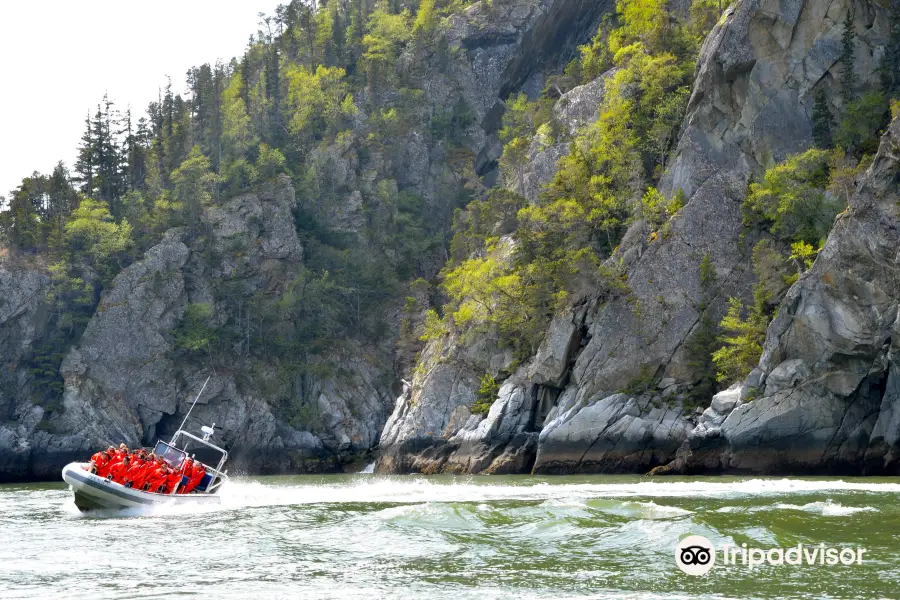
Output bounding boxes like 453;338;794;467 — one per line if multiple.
1;474;898;599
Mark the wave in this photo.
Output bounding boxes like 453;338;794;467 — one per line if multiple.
715;499;878;516
771;500;878;516
214;477;900;508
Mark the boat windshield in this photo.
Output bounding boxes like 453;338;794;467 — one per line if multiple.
153;441;187;468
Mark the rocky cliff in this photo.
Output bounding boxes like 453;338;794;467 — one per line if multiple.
0;178;394;481
667;115;900;475
4;0;897;481
0;0;614;481
376;0;900;475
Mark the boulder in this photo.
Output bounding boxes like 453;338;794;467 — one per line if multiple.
533;392;693;473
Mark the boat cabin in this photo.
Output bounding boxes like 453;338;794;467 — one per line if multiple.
152;426;229;494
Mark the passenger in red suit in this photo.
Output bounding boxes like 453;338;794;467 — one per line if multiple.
131;459;156;491
107;448;127;471
145;464;169;493
123;456;148;488
107;456;131;484
181;462;207;494
94;452;113;478
137;456;164;490
164;468;183;494
90;451;109;475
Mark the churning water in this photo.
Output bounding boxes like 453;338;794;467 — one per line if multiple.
2;474;899;599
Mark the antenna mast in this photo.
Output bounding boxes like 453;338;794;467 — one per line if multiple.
172;376;211;443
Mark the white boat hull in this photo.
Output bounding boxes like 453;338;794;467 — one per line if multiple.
62;462;220;512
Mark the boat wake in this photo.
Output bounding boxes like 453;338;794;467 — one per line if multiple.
217;476;900;508
60;476;900;519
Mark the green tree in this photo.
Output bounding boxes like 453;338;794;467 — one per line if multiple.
880;22;900;95
743;148;838;247
222;74;259;169
64;198;133;277
684;252;719;404
174;303;218;354
498;93;552;188
284;65;353;148
413;0;437;36
811;88;834;149
838;10;858;106
171;146;218;223
834;91;889;154
361;7;413;92
712;293;769;384
256;143;289;179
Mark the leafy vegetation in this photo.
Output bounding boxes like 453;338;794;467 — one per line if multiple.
473;373;500;414
427;0;719;359
0;0;482;418
713;141;875;385
1;0;895;418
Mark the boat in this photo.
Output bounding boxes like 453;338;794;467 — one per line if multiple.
62;377;230;512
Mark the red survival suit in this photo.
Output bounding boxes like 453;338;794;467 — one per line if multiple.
131;460;158;491
90;452;110;476
164;469;183;494
108;459;131;484
180;463;207;494
145;466;169;493
123;459;147;488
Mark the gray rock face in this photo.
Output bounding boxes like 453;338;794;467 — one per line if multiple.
377;0;898;476
58;229;190;445
577;0;895;398
375;323;507;473
517;70;616;202
552;71;615;134
0;178;395;480
533;392;693;473
669;117;900;475
378;375;539;475
0;261;49;480
444;0;613;175
529;314;578;387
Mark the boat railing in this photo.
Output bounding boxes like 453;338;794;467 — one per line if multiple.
166;428;229;494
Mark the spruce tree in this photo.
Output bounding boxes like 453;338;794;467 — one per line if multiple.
839;10;858;106
685;252;719;405
881;22;900;95
811;88;834;149
74;112;94;196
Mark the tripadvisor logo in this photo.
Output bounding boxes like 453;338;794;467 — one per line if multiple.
675;535;715;576
675;535;867;576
